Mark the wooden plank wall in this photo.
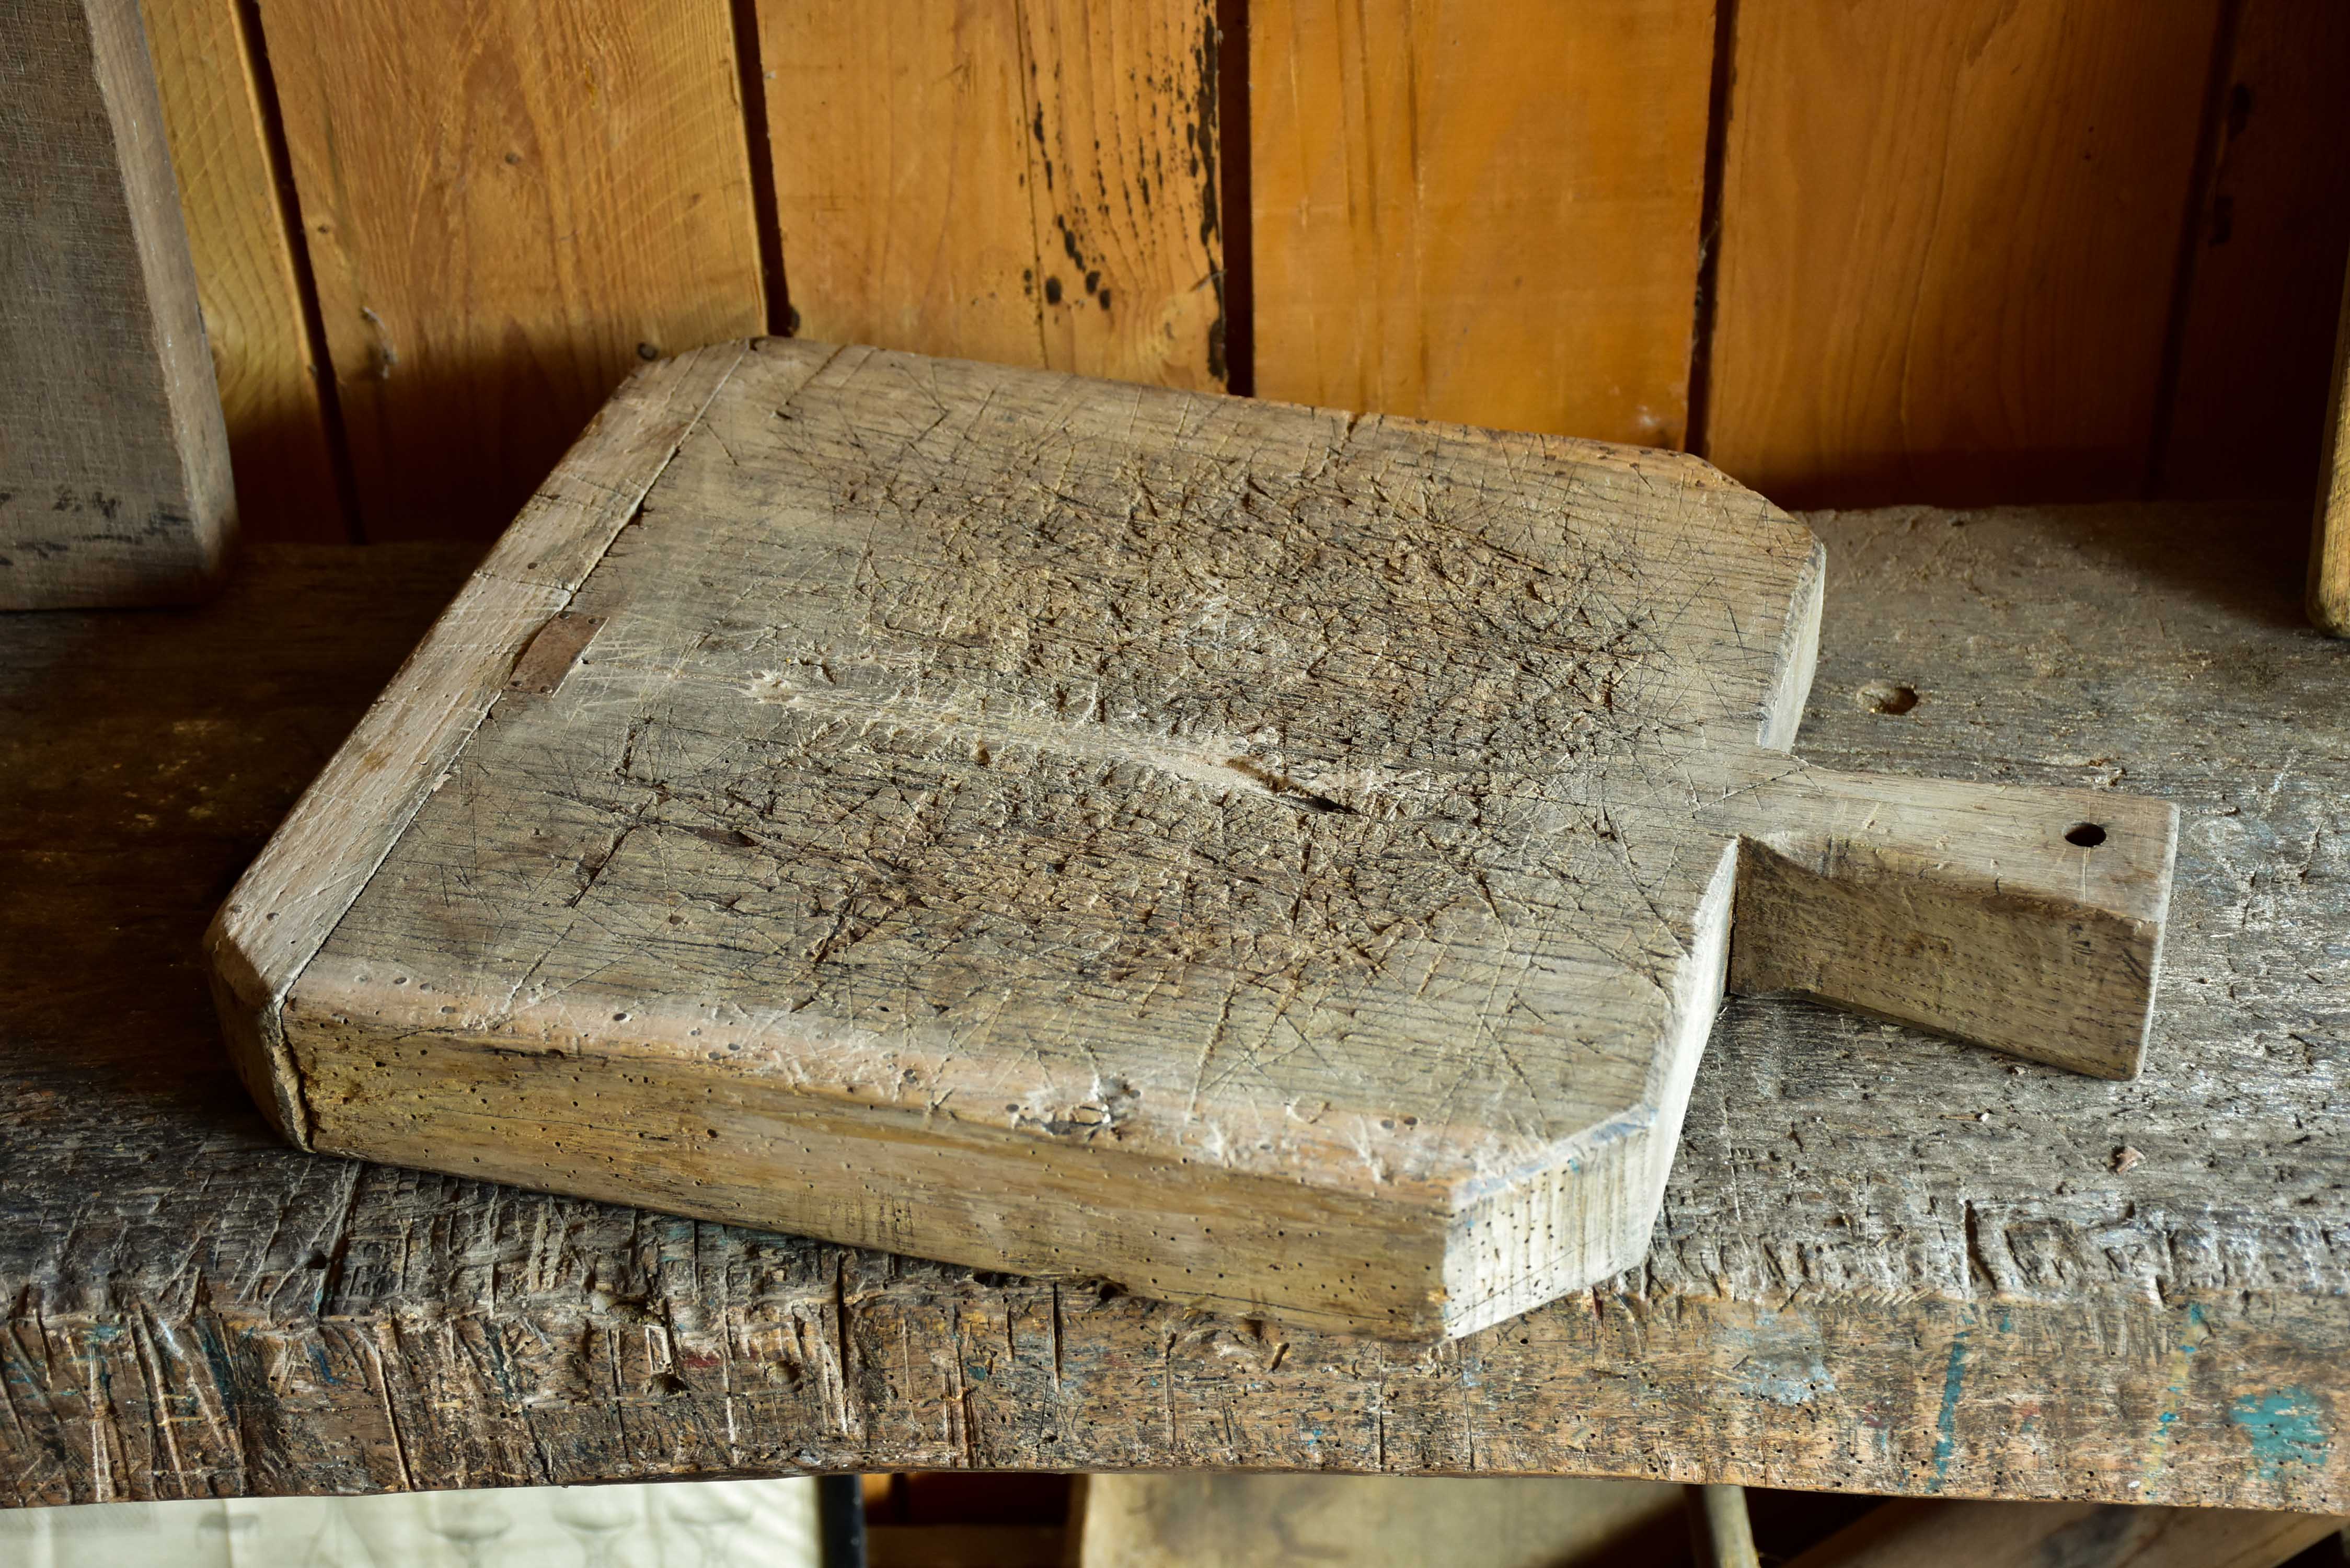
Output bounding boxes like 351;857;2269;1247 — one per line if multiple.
2161;0;2350;504
258;0;769;541
133;0;2350;543
763;0;1227;393
1247;0;1715;447
1707;0;2224;506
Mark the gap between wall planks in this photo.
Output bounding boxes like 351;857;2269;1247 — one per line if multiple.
759;0;1227;393
254;0;767;541
1247;0;1714;448
2158;0;2350;506
1704;0;2226;510
135;0;346;543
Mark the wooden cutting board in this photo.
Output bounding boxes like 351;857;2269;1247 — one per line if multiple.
210;341;2178;1340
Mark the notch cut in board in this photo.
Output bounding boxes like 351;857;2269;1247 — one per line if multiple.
209;341;2177;1341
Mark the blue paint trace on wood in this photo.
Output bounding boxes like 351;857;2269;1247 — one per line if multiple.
1928;1329;1971;1492
2157;1303;2207;1439
2231;1388;2330;1483
1729;1310;1836;1407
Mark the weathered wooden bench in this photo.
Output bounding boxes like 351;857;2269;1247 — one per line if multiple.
2;499;2341;1511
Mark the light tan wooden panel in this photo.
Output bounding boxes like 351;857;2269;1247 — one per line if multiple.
1708;0;2223;507
139;0;343;542
1249;0;1715;446
762;0;1224;391
258;0;766;539
2161;0;2350;502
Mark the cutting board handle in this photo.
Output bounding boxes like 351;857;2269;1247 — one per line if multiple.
1718;765;2179;1078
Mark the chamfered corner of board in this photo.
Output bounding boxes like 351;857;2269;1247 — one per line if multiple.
1635;444;1816;540
2109;794;2185;1081
202;900;312;1149
1436;1108;1694;1341
1535;441;1824;751
1759;528;1828;753
1435;839;1741;1340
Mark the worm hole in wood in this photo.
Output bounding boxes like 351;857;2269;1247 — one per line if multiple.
2065;822;2107;848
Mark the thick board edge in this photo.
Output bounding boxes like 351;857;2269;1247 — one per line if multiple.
204;345;760;1148
1439;843;1740;1340
1758;531;1826;751
283;957;1458;1339
2127;795;2186;1074
202;571;564;1146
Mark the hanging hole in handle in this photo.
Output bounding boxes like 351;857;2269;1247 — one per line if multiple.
2065;822;2107;848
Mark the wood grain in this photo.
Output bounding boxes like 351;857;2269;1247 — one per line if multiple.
2160;0;2350;506
1784;1498;2346;1568
2316;261;2350;635
762;0;1225;390
255;0;766;539
1249;0;1714;445
2;500;2342;1505
136;0;343;542
1;0;235;607
1076;1473;1686;1566
1707;1;2223;507
218;345;2171;1341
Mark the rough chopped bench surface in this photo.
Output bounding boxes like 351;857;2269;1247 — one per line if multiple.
2;502;2344;1508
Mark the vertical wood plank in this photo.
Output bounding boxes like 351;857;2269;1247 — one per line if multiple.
761;0;1225;392
139;0;345;542
1249;0;1717;446
2159;0;2350;502
1708;1;2223;507
258;0;766;539
2313;260;2350;636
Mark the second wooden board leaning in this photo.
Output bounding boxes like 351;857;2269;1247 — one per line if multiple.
211;341;2177;1340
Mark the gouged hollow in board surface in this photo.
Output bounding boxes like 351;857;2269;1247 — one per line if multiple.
212;340;2179;1340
